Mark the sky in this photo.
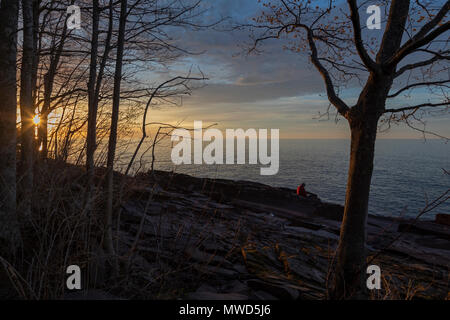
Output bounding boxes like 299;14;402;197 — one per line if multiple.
144;0;450;139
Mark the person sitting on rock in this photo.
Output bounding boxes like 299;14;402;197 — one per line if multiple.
297;183;307;198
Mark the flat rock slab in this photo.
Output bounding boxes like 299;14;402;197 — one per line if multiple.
114;170;450;300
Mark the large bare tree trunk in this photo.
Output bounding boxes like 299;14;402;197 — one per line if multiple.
329;0;411;299
105;0;127;265
330;113;379;299
19;0;35;219
331;71;393;299
0;0;21;253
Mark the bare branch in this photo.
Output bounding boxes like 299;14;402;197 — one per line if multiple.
395;50;450;77
304;24;350;118
409;0;450;44
389;0;450;67
388;79;450;98
125;74;207;176
347;0;379;73
384;101;450;113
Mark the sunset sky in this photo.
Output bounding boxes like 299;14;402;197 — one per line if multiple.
145;0;450;139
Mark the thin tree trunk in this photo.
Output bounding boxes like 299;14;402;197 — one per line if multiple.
31;0;39;108
40;21;67;160
0;0;21;253
105;0;127;264
19;0;35;219
62;98;80;162
40;116;48;157
94;0;114;109
86;0;100;206
86;0;114;207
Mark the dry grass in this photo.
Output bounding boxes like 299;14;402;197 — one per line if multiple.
1;161;448;300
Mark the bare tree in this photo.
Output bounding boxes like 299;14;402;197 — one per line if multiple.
86;0;101;206
249;0;449;298
39;5;69;159
124;75;207;176
105;0;127;267
0;0;22;253
19;0;37;219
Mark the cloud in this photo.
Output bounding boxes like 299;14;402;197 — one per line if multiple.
145;0;450;139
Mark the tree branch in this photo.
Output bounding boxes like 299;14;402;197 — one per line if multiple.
304;25;350;118
388;0;450;66
384;101;450;113
409;0;450;44
388;79;450;98
395;50;450;77
347;0;379;73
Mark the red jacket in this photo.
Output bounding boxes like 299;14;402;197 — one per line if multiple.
297;185;307;197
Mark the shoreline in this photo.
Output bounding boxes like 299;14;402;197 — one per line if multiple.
9;161;447;300
85;167;448;299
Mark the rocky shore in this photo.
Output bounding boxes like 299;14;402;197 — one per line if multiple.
64;169;449;300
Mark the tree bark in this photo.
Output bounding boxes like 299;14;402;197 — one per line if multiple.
0;0;21;253
330;72;390;298
330;114;378;299
19;0;35;219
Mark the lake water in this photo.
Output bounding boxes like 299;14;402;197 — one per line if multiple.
117;139;450;219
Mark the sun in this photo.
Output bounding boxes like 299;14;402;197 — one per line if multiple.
33;114;40;125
